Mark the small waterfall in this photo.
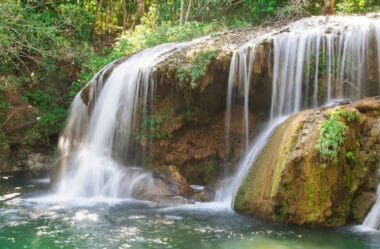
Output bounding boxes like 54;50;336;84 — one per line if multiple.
363;182;380;230
216;44;258;203
54;39;206;199
217;15;380;211
270;15;379;118
224;44;257;157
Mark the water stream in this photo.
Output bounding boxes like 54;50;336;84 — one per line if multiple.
218;15;380;228
54;39;206;199
0;173;379;248
2;15;380;248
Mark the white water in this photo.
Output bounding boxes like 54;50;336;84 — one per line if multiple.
224;44;258;153
217;15;380;221
363;178;380;230
270;15;380;118
54;38;207;198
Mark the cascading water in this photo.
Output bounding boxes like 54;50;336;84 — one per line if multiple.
54;39;206;199
363;180;380;230
217;15;380;219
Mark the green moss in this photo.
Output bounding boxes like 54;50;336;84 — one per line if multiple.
271;121;303;197
306;180;315;210
345;151;357;164
280;200;289;220
315;108;360;167
202;161;216;185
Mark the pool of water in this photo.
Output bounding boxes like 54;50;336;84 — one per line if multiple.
0;172;379;249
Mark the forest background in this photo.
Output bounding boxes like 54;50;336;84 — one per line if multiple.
0;0;378;150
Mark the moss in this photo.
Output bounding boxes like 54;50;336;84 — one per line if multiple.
270;121;303;197
279;200;289;220
315;108;360;167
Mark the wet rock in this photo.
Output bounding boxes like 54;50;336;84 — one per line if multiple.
0;143;10;172
234;98;380;227
25;153;53;172
351;192;376;222
135;165;192;203
190;186;215;202
153;165;192;196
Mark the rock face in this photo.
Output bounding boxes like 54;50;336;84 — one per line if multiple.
0;91;54;173
134;165;194;205
234;98;380;226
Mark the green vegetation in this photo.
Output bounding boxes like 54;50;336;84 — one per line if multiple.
178;49;217;89
335;0;379;13
199;161;216;185
0;0;377;147
315;108;360;167
137;114;167;140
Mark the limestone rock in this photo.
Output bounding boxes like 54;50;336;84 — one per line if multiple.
351;192;376;222
135;165;192;203
234;98;380;227
25;153;53;172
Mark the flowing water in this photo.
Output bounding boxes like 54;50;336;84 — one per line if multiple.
363;179;380;230
1;173;380;249
218;15;380;227
54;38;206;199
2;15;380;248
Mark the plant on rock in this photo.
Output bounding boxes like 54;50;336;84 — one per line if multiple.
178;49;217;89
315;108;360;167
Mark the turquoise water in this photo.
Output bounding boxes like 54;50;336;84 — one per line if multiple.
0;173;379;249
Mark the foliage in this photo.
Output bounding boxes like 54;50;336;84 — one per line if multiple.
178;49;217;89
0;0;377;148
137;114;167;141
335;0;378;13
23;90;68;144
315;108;360;167
345;151;357;164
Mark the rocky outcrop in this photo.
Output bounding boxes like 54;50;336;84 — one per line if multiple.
134;165;194;205
0;91;54;173
234;98;380;227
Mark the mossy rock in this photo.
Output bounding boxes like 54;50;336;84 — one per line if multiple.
235;98;380;227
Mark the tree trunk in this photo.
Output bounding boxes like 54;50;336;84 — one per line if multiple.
93;0;103;34
180;0;184;23
329;0;335;13
137;0;145;16
185;0;192;22
121;0;127;31
105;1;110;35
322;0;335;15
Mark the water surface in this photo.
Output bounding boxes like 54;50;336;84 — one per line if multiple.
0;173;379;249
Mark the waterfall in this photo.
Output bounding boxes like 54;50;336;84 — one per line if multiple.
216;44;258;204
54;39;206;199
363;183;380;230
217;15;380;213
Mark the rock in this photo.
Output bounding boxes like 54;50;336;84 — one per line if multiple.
351;192;376;222
190;186;215;202
0;142;10;172
351;97;380;113
134;165;192;203
153;165;192;196
25;153;53;172
150;195;195;206
234;98;380;227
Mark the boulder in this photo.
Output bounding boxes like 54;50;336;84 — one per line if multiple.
234;98;380;227
351;192;376;222
134;165;193;204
